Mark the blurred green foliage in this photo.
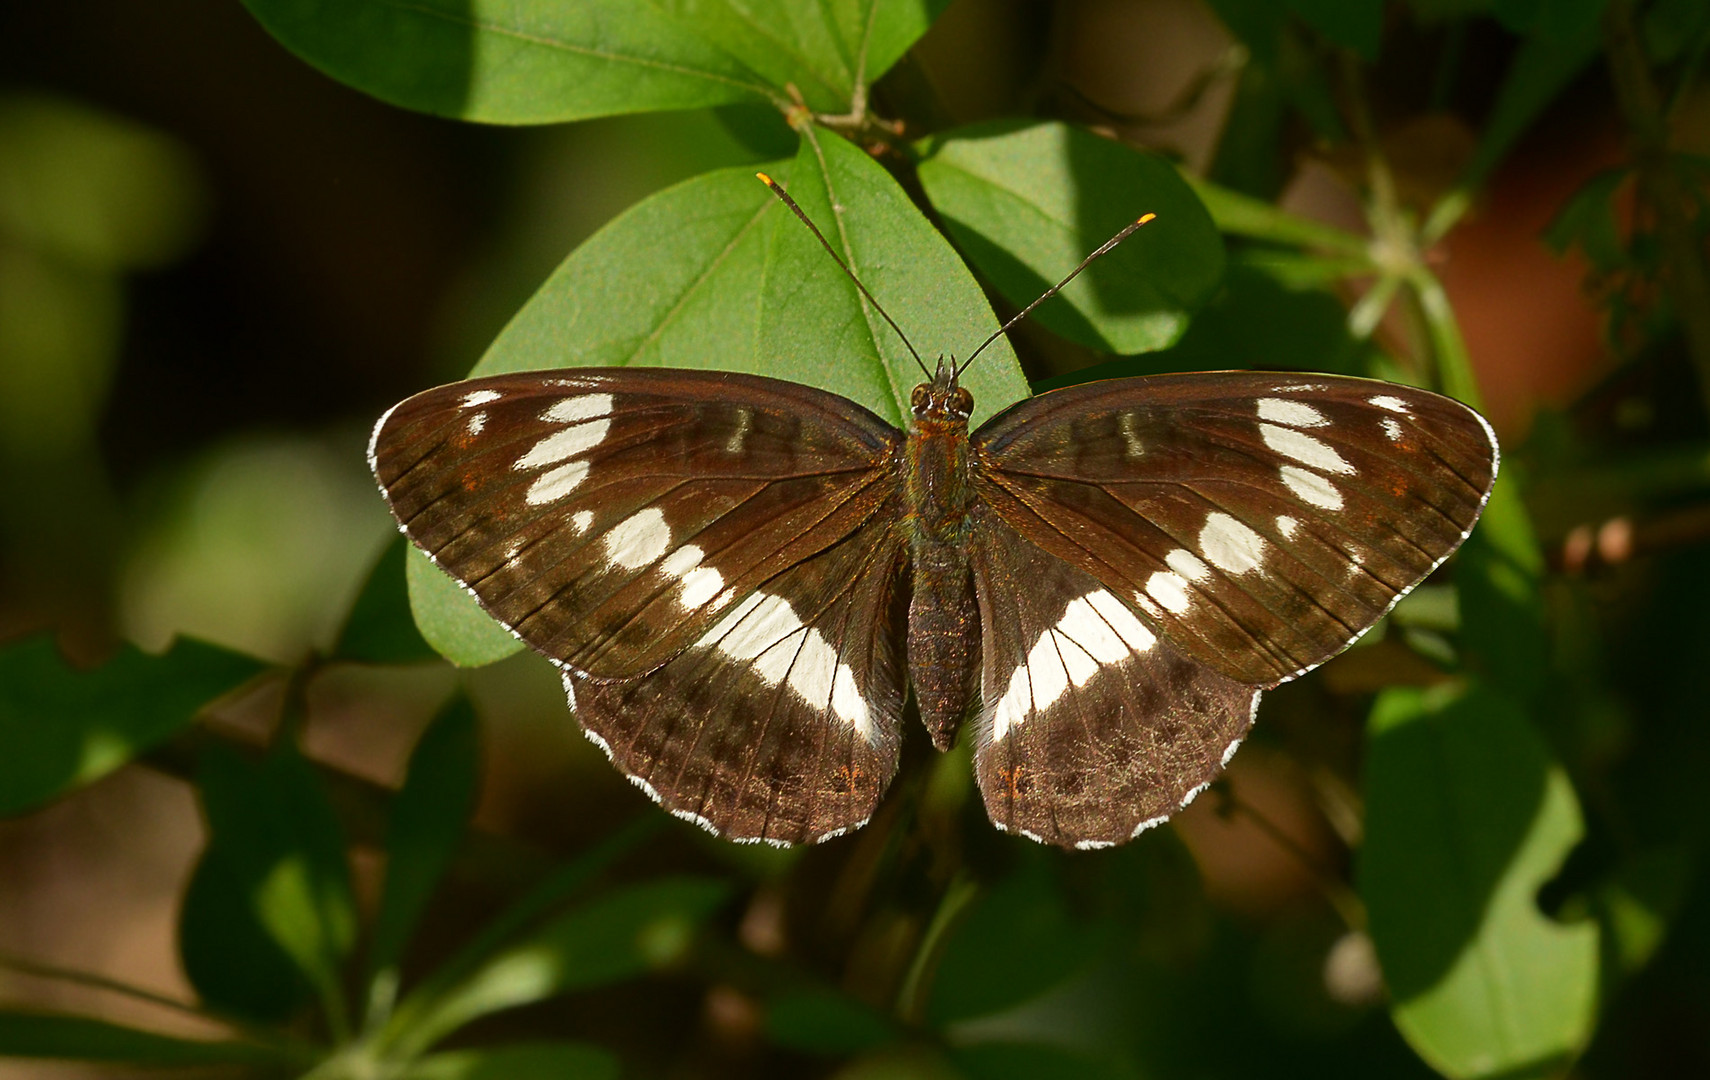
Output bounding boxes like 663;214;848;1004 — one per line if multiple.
2;1;1709;1078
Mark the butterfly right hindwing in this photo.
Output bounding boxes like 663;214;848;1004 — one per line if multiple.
970;515;1259;849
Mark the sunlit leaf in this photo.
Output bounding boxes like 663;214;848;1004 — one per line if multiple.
761;127;1028;427
656;0;950;113
0;1010;292;1067
368;695;482;993
336;537;438;665
386;877;729;1056
1360;684;1598;1079
406;547;524;668
238;0;773;123
398;1042;619;1080
916;121;1225;356
0;635;265;817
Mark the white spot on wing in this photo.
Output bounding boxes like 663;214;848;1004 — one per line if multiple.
659;545;703;577
1257;398;1329;428
990;590;1156;743
679;566;724;608
1383;417;1404;442
1369;395;1411;414
541;393;614;424
466;412;487;436
1199;512;1266;575
1143;571;1192;614
515;418;612;471
1165;548;1210;582
1280;465;1344;510
1260;423;1354;475
697;592;874;740
1083;590;1156;652
526;460;590;505
1276;515;1299;538
571;509;594;533
460;389;502;408
603;507;671;569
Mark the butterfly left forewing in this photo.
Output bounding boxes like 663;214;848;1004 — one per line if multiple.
569;506;910;845
970;516;1259;849
371;369;900;678
973;372;1498;686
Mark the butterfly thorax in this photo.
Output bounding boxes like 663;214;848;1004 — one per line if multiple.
903;359;981;751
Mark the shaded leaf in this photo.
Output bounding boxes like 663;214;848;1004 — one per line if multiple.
0;1010;290;1067
1360;684;1598;1079
239;0;773;124
399;1042;620;1080
656;0;950;113
0;635;265;817
766;988;898;1055
387;877;730;1055
368;695;482;991
951;1042;1122;1080
1286;0;1385;59
928;863;1093;1026
916;121;1225;355
335;537;438;665
180;843;314;1022
1543;167;1631;273
762;128;1028;428
193;741;357;1022
1465;1;1606;184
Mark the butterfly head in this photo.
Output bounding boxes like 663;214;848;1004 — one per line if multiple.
911;355;974;425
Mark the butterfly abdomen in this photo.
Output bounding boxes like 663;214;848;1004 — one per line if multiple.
903;407;982;751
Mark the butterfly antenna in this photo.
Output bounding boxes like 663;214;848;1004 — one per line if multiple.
957;213;1157;377
757;173;932;380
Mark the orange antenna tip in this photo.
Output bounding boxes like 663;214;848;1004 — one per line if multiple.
757;172;775;186
1137;212;1157;225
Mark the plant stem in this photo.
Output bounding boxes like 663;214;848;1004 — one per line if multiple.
893;872;979;1026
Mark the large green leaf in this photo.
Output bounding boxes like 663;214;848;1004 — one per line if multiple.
916;121;1225;356
180;842;314;1022
656;1;949;113
190;741;357;1027
368;695;483;996
414;161;790;665
400;1043;620;1080
1360;684;1598;1079
384;877;730;1056
0;1010;292;1068
1465;0;1607;184
239;0;774;124
0;635;265;817
762;128;1028;427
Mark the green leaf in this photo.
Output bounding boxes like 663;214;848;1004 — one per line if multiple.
1543;167;1631;273
399;1043;620;1080
180;842;314;1022
1185;172;1369;257
916;121;1225;356
1286;0;1385;58
192;741;357;1029
1360;684;1598;1079
239;0;774;124
0;635;265;817
764;128;1029;427
336;537;439;664
951;1043;1122;1080
406;546;524;668
386;876;730;1056
368;695;482;995
1465;1;1606;185
928;863;1093;1025
766;988;898;1055
0;1010;291;1067
656;0;950;113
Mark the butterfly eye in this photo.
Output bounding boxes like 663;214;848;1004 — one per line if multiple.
910;385;931;411
952;388;973;416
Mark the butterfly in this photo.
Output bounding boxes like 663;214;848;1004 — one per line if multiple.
369;178;1499;851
